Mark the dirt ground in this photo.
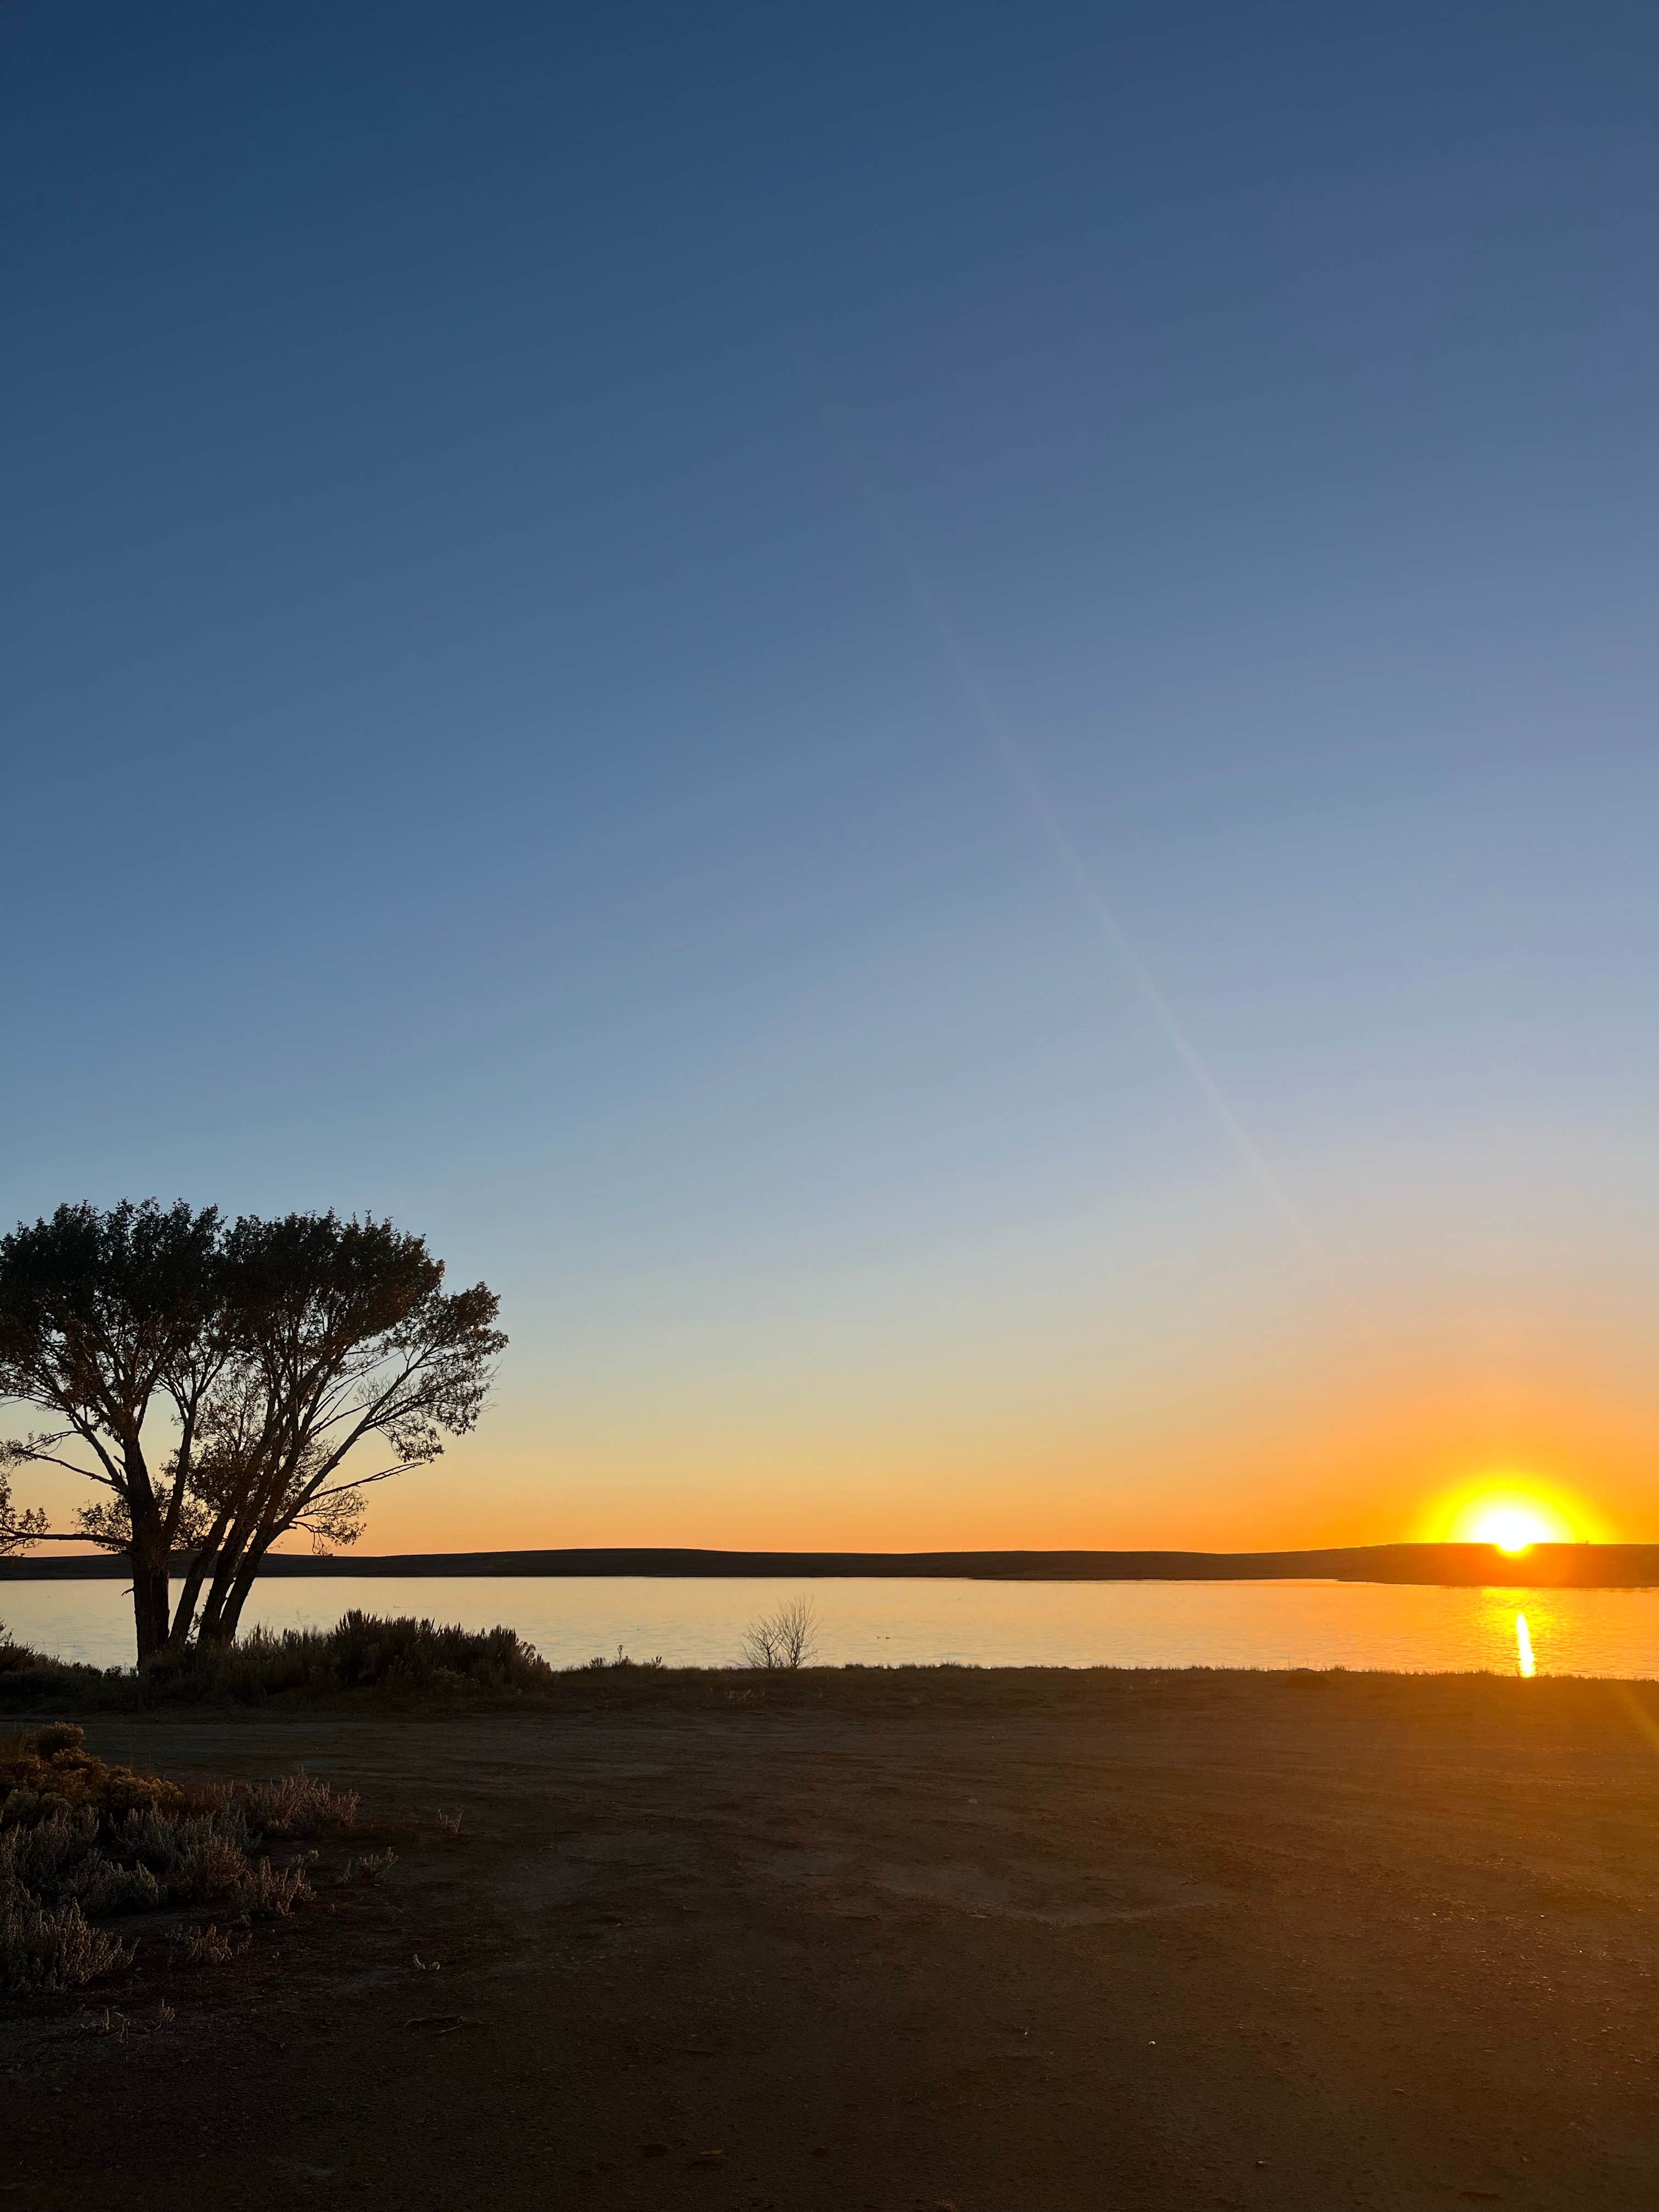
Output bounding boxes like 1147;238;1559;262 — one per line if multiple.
3;1669;1658;2210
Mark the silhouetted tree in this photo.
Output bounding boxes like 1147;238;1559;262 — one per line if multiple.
183;1214;505;1647
0;1201;229;1661
0;1203;505;1664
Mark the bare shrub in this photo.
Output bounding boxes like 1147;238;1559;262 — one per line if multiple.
232;1770;358;1837
235;1857;312;1916
740;1596;820;1672
341;1847;397;1886
0;1891;133;1994
178;1834;255;1902
117;1809;228;1876
180;1923;248;1967
64;1852;161;1917
0;1807;99;1893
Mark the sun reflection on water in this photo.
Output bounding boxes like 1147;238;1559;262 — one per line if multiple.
1515;1612;1536;1678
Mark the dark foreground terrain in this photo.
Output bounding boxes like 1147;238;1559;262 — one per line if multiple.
3;1668;1657;2210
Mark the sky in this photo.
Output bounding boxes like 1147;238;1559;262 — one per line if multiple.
4;0;1658;1554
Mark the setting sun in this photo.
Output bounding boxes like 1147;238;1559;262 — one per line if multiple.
1419;1472;1608;1554
1468;1503;1555;1555
1426;1480;1598;1555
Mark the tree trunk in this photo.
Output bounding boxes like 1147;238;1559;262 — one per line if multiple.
166;1514;231;1651
195;1527;253;1645
120;1438;170;1665
195;1580;230;1646
129;1552;171;1666
214;1551;266;1646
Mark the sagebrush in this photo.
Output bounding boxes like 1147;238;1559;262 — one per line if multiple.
0;1722;356;1994
202;1611;556;1697
0;1610;556;1710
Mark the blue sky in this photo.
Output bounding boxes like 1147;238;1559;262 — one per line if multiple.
6;1;1658;1548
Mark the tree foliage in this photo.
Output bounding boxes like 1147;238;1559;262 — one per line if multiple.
0;1201;230;1656
0;1202;505;1663
0;1464;48;1556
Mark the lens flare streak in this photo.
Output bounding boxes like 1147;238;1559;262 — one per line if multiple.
1516;1612;1536;1678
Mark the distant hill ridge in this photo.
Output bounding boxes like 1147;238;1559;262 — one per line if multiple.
2;1543;1656;1588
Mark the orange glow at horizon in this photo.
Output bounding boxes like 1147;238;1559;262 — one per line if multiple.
24;1296;1656;1559
277;1437;1629;1560
1424;1474;1609;1554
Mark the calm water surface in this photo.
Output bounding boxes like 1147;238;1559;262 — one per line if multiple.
4;1575;1659;1677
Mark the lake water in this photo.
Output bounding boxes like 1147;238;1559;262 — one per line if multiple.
4;1573;1659;1677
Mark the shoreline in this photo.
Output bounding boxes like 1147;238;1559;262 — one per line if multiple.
3;1538;1657;1587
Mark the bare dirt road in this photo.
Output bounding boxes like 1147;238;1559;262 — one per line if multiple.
3;1669;1658;2210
